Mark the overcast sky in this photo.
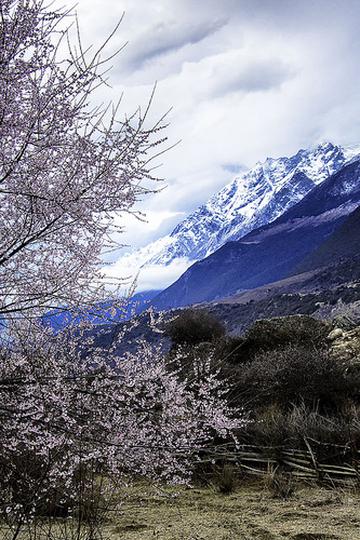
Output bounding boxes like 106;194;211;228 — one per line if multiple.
72;0;360;261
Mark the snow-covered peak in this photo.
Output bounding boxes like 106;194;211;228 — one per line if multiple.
109;142;360;291
342;143;360;162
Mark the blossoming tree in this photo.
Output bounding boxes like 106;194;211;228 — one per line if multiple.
0;0;166;322
0;2;244;537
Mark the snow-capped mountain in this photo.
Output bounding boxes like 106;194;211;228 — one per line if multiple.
153;156;360;310
115;142;360;286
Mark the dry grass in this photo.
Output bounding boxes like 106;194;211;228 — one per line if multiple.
2;481;360;539
106;481;360;539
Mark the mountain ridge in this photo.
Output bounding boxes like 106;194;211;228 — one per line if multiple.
152;157;360;310
117;142;360;288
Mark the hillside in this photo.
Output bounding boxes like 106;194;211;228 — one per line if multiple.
298;204;360;272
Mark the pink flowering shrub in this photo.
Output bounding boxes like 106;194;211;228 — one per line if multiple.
0;320;244;527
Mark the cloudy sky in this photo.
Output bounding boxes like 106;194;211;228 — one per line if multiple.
72;0;360;289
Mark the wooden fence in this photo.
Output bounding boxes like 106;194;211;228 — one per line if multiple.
201;442;360;483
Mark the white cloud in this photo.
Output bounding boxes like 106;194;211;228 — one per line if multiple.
57;0;360;277
135;259;192;291
108;210;185;255
119;17;228;73
104;255;192;292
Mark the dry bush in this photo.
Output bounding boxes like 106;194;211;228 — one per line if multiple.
287;403;360;457
242;315;329;355
234;344;352;410
245;402;360;461
165;309;225;348
212;463;239;495
264;469;295;499
245;404;289;449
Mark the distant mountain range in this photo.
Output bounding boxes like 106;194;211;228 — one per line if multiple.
152;157;360;310
42;290;161;330
45;141;360;334
119;142;360;276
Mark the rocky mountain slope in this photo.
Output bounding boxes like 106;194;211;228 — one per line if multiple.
152;157;360;310
119;142;360;274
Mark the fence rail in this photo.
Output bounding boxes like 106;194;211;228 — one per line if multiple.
201;442;360;482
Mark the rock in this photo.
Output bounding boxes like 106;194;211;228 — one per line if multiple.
327;328;344;341
330;326;360;363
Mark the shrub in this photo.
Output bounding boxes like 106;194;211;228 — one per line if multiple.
243;315;330;354
165;309;225;347
264;470;295;499
212;463;239;495
245;404;290;449
234;345;353;410
211;316;330;372
244;402;360;459
213;335;247;366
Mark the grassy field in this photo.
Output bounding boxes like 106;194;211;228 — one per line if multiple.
103;481;360;539
2;481;360;539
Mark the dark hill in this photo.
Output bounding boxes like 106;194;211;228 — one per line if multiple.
298;204;360;272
